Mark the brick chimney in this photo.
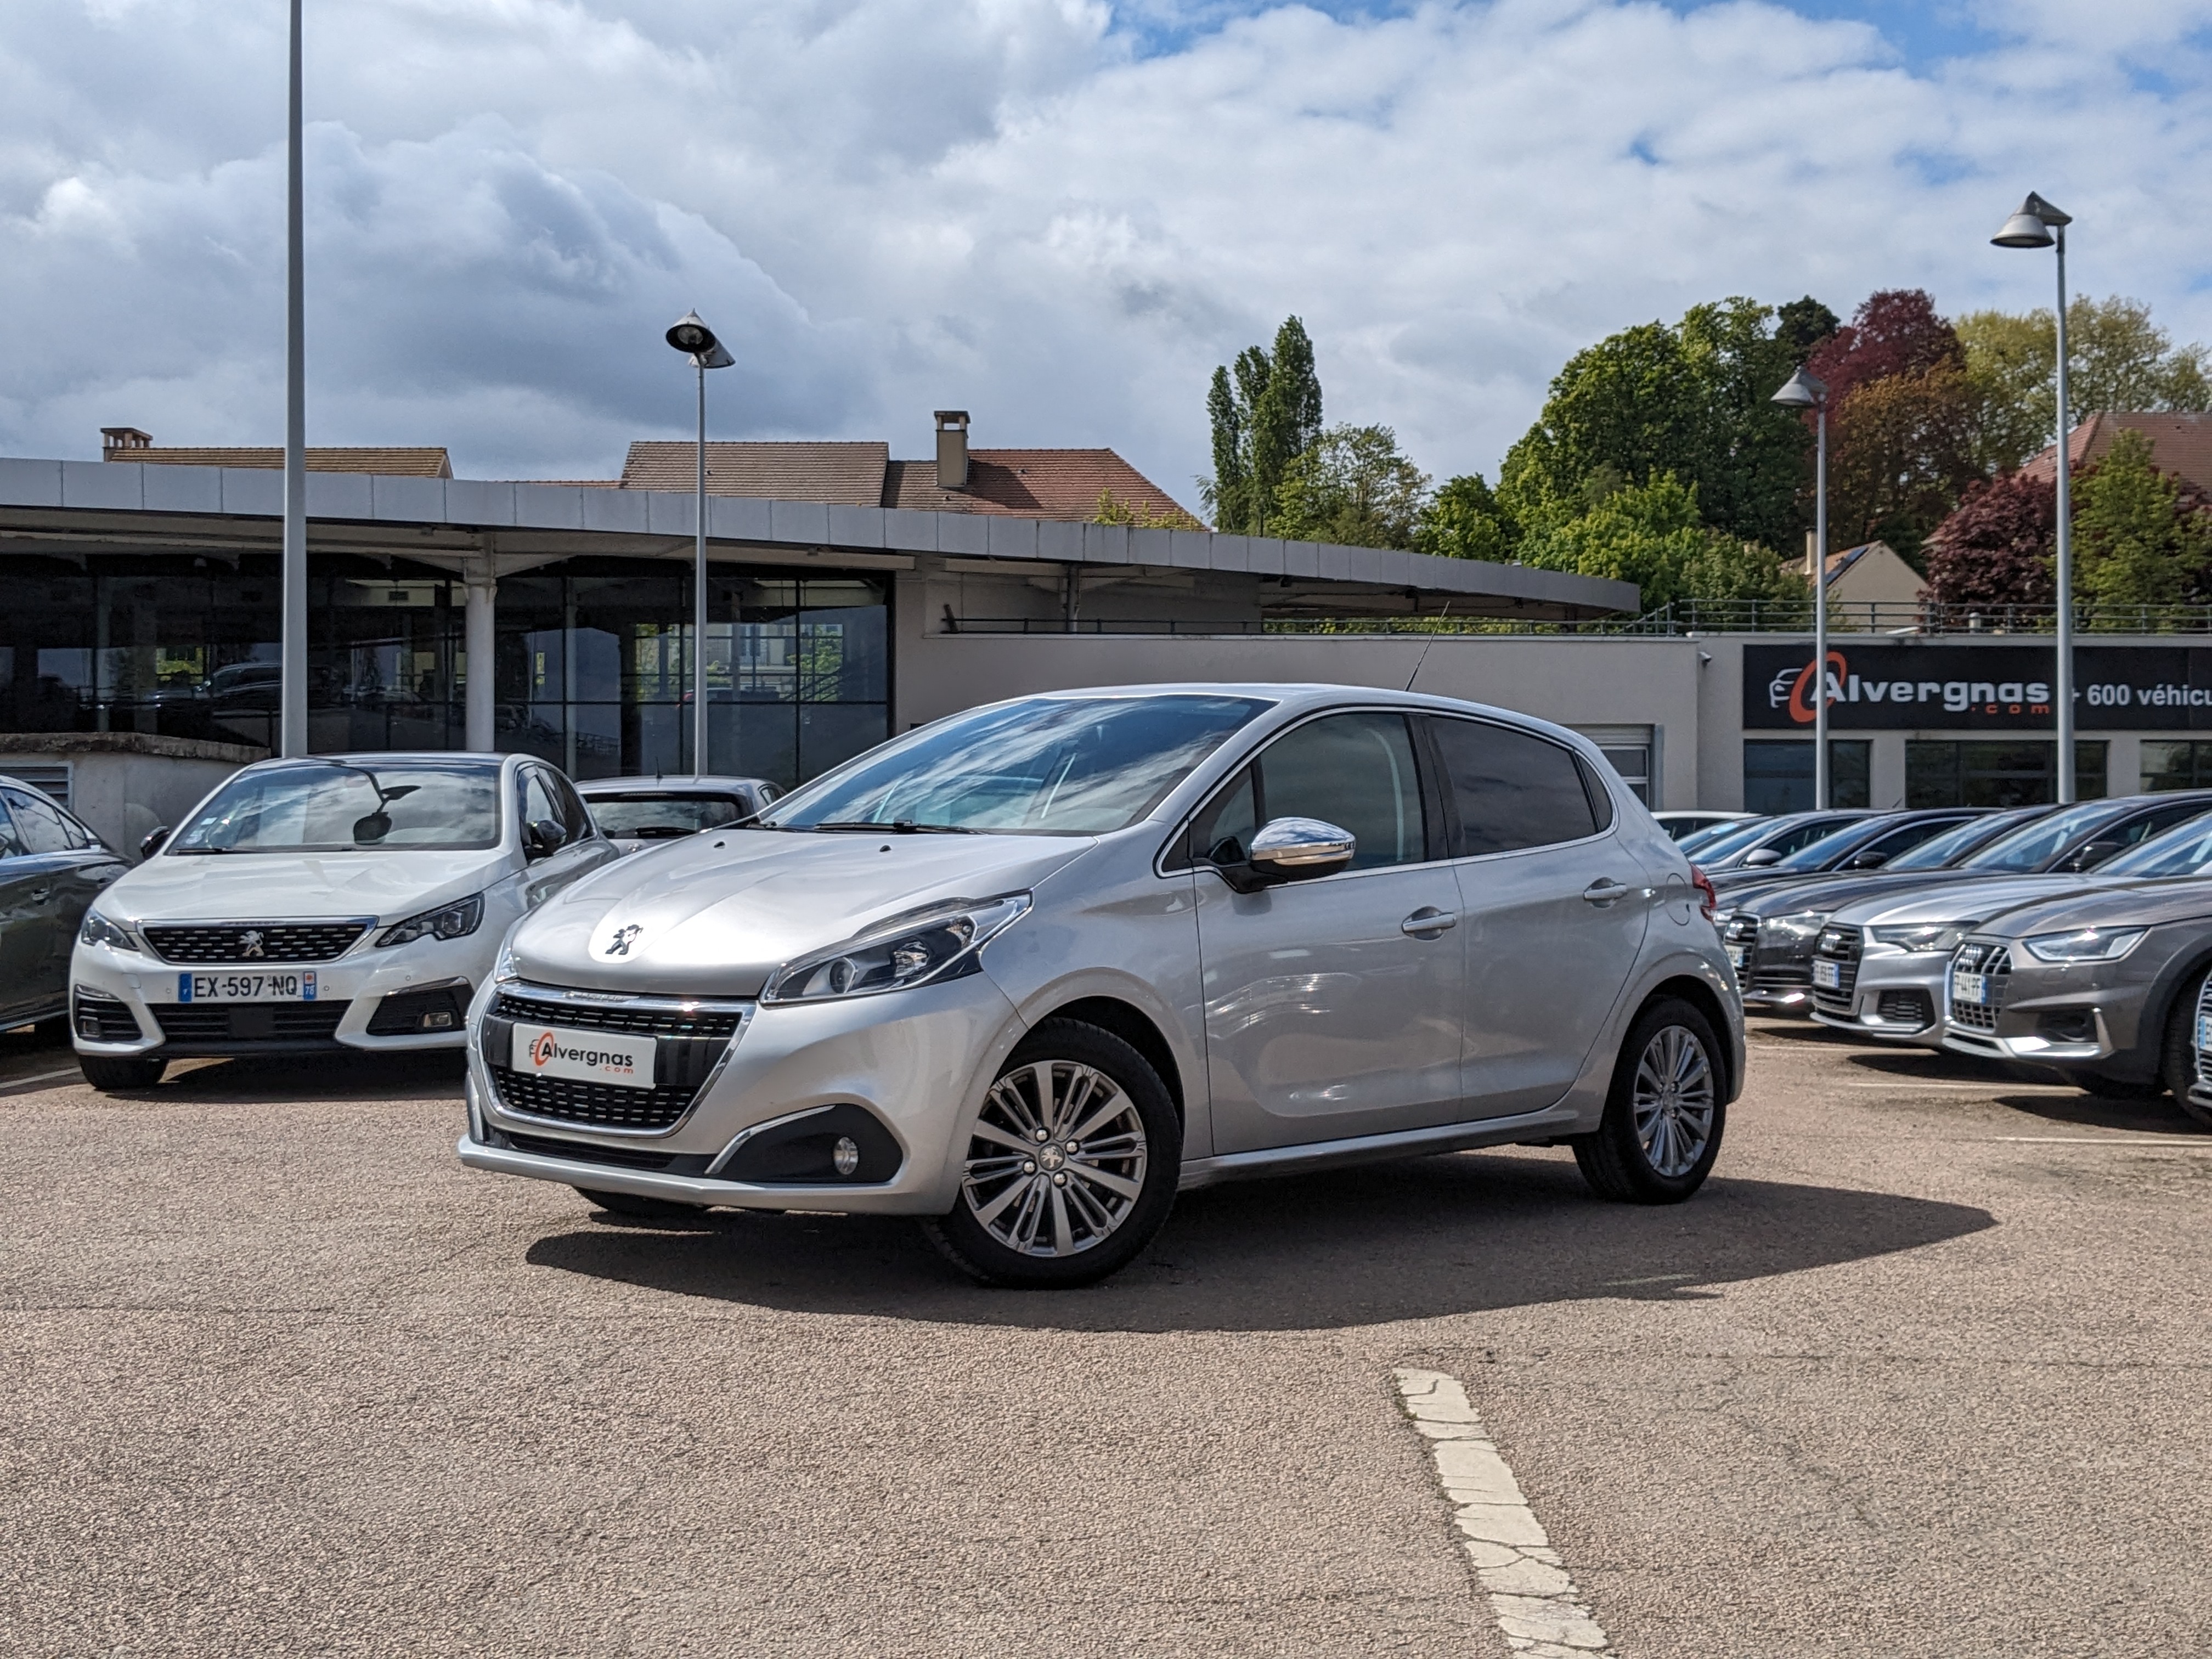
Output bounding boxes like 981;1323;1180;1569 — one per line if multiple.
101;427;153;456
934;410;970;490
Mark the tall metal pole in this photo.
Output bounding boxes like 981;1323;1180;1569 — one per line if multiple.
279;0;307;758
1814;397;1829;811
2052;227;2075;804
693;359;709;777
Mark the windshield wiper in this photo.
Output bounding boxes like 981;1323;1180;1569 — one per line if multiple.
170;845;242;855
802;820;979;834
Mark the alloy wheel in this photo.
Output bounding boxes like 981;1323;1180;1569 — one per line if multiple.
960;1060;1149;1257
1632;1024;1717;1178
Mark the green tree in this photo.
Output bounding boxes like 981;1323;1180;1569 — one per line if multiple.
1200;317;1324;533
1267;424;1430;549
2072;428;2212;617
1495;298;1810;551
1414;472;1516;561
1514;473;1807;615
1957;296;2212;473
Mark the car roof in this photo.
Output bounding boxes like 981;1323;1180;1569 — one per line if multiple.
574;775;769;795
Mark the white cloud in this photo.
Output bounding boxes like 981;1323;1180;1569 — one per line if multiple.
2;0;2209;504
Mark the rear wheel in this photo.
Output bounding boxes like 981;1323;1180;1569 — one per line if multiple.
78;1053;166;1092
921;1018;1179;1288
1573;997;1726;1204
574;1187;706;1219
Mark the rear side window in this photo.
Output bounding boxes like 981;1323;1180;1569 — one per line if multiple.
1185;712;1428;872
1429;718;1599;856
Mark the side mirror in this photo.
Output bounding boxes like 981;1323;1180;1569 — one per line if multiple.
2069;839;2121;871
1741;847;1783;867
139;826;170;861
523;818;565;861
1844;849;1891;870
1211;816;1356;892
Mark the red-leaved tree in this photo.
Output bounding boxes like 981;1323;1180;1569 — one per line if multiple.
1921;470;2056;607
1805;289;1962;408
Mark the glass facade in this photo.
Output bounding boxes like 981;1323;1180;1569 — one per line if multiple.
1742;740;1871;814
2142;741;2212;793
0;552;889;788
1905;741;2109;807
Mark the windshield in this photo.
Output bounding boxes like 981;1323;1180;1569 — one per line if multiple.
1885;810;2022;871
1684;819;1773;862
588;794;747;839
766;695;1273;835
2103;813;2212;877
1958;800;2119;872
171;761;503;853
1770;820;1885;872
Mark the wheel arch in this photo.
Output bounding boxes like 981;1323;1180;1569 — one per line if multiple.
1036;995;1187;1124
2141;941;2212;1067
1638;973;1741;1104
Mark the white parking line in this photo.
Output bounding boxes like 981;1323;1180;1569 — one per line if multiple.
1395;1368;1616;1657
1993;1136;2212;1147
0;1065;83;1096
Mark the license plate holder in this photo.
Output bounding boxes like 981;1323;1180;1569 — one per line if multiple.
1955;970;1988;1006
510;1022;657;1090
1812;959;1841;990
172;971;317;1003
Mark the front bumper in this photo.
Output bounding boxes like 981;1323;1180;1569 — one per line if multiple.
1809;948;1948;1043
70;933;492;1057
1938;951;2135;1066
459;970;1023;1216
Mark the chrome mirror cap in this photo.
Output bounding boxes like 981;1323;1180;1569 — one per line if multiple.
1249;816;1356;876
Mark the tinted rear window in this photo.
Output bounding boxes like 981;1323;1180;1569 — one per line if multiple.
1430;718;1599;856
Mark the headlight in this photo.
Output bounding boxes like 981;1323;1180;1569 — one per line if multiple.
375;893;484;948
492;936;520;984
1870;922;1972;953
78;910;142;952
2021;927;2146;964
762;893;1030;1005
1763;912;1827;943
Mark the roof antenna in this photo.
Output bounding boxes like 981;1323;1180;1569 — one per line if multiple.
1404;599;1451;692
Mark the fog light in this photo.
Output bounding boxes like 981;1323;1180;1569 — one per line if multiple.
424;1010;456;1030
833;1136;861;1176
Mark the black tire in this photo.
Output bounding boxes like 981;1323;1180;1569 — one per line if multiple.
574;1186;707;1219
78;1053;166;1092
920;1017;1180;1288
2158;969;2212;1128
1573;997;1727;1204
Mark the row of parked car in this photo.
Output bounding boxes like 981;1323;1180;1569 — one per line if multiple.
5;685;1754;1288
1678;796;2212;1124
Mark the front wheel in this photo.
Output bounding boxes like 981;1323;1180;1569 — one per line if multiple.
78;1053;166;1092
1573;997;1726;1203
921;1018;1180;1288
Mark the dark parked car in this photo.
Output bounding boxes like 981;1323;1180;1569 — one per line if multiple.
0;777;128;1030
1707;807;1987;899
1693;810;1877;872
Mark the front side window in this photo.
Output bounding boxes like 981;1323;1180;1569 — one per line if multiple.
3;787;82;855
1429;717;1599;856
518;770;568;845
171;761;503;853
768;695;1272;835
1185;712;1427;872
1961;800;2124;872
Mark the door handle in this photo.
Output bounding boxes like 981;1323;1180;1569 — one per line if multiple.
1401;907;1457;938
1582;879;1628;906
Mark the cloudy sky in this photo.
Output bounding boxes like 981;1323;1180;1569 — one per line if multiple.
3;1;2209;505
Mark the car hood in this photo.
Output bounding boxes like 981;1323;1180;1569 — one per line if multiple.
1973;877;2212;942
1836;873;2118;929
99;848;510;925
1724;869;1957;919
506;827;1093;997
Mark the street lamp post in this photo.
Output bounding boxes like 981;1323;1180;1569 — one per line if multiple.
1773;367;1832;809
1994;192;2077;803
664;312;735;776
279;0;307;758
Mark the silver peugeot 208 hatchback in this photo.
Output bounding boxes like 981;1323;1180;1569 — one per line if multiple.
458;685;1743;1286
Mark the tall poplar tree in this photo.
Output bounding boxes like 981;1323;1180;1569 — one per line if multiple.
1201;317;1324;533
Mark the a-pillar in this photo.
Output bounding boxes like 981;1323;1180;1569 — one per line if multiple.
464;568;498;752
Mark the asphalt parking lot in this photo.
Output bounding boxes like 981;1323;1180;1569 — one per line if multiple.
5;1017;2210;1658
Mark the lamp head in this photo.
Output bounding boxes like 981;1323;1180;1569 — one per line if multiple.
1993;191;2068;249
1771;367;1828;409
665;311;720;356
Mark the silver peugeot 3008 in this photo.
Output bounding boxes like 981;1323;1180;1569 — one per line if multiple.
457;685;1743;1286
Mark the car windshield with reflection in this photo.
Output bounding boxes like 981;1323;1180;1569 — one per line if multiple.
171;761;504;853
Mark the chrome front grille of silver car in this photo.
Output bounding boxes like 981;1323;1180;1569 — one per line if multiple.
1949;941;2012;1033
1812;926;1861;1012
481;981;752;1136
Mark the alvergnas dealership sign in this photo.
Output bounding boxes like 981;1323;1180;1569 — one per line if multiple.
1743;643;2212;731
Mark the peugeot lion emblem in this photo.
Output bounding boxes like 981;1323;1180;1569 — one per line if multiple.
240;929;266;959
604;923;644;958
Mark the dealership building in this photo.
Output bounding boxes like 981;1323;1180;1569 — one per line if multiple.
5;423;2211;847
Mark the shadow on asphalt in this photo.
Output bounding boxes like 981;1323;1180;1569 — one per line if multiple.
521;1152;1996;1333
138;1052;468;1103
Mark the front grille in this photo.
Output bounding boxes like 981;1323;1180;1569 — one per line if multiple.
1812;927;1863;1012
1721;913;1757;946
1749;966;1813;996
488;1066;700;1131
143;921;368;964
505;1130;676;1170
72;988;142;1043
1949;941;2012;1032
1877;989;1934;1029
151;1001;351;1043
494;990;745;1040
